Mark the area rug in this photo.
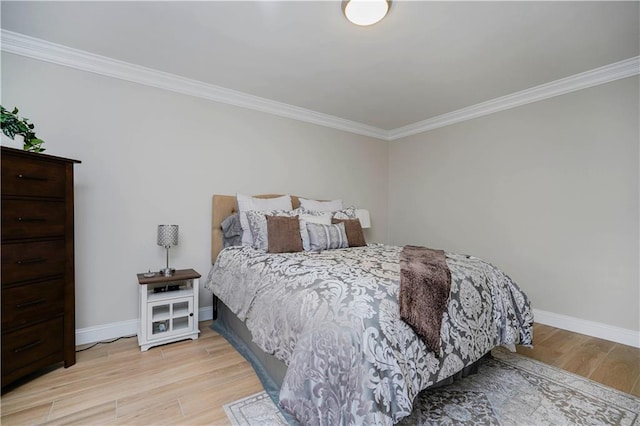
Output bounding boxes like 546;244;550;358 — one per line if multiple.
224;348;640;425
224;391;288;426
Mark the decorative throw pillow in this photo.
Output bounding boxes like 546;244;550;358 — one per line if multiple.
246;209;295;251
237;194;293;246
331;206;357;220
299;198;343;212
306;222;348;251
299;212;332;251
299;206;357;220
221;213;243;248
332;218;366;247
266;215;303;253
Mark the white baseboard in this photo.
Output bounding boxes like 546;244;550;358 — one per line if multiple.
533;308;640;348
75;306;215;346
76;318;138;346
76;307;639;348
199;306;214;321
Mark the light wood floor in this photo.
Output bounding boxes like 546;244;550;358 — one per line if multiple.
516;323;640;396
1;321;638;425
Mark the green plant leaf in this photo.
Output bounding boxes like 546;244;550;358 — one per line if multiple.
1;106;45;152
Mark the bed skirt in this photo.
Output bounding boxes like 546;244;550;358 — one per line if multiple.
211;301;298;424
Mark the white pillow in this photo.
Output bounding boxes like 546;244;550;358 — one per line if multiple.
299;198;343;212
237;194;293;246
299;212;332;251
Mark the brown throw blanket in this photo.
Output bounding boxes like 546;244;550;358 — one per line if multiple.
399;245;452;356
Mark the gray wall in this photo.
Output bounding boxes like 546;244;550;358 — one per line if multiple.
389;77;639;332
2;53;389;329
3;51;638;337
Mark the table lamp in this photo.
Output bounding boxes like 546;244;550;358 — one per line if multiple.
157;224;178;276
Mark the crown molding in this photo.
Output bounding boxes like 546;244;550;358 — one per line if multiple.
2;30;638;142
388;56;640;141
0;30;388;140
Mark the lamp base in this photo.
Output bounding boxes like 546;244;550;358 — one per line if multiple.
160;267;175;277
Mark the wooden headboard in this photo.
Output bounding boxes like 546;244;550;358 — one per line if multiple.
211;194;302;264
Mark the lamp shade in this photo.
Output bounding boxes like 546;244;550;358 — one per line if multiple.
157;225;179;247
355;209;371;229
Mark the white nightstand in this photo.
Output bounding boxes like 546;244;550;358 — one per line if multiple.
136;268;201;351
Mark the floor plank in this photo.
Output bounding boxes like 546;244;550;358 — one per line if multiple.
0;400;52;425
516;326;639;395
115;399;183;425
630;375;640;397
589;343;640;394
558;336;615;377
44;400;117;425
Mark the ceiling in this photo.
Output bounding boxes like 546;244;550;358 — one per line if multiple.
1;1;639;132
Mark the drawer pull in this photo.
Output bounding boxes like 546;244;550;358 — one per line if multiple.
16;298;46;309
17;174;49;182
18;217;47;223
14;340;43;353
16;257;46;265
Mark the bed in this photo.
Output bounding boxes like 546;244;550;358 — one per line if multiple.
204;194;533;425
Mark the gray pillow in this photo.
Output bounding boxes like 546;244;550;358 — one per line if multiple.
306;222;349;251
297;211;332;251
221;213;243;248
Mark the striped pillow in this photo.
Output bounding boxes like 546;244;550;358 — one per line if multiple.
306;222;348;251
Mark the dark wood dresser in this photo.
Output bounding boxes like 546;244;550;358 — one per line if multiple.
1;147;80;389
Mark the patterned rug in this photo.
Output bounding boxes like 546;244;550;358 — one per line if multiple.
224;348;640;425
224;391;288;426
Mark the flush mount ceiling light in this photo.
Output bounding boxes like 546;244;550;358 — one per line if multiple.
342;0;391;26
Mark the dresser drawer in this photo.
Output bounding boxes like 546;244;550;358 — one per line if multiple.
1;317;64;377
2;279;66;329
1;155;66;198
1;199;65;240
2;240;66;284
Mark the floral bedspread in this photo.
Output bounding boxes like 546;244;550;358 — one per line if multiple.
204;244;533;425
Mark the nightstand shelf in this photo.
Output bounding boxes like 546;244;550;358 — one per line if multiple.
137;269;200;351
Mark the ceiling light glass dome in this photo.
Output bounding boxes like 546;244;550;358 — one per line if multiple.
343;0;391;26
